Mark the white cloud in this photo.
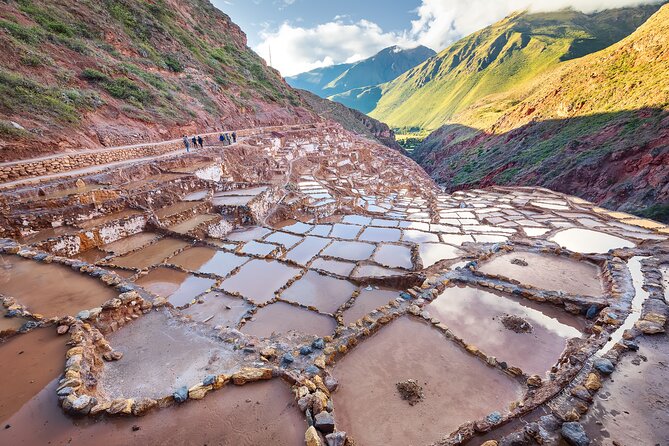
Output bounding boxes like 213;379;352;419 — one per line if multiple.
256;0;664;77
255;19;413;76
409;0;664;51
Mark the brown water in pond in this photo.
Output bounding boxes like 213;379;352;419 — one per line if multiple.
427;286;584;376
101;232;160;255
213;195;254;206
322;240;375;261
284;236;330;265
242;301;336;339
180;291;253;329
581;333;669;445
310;258;356;276
110;238;189;269
0;327;67;423
74;248;109;264
373;244;413;269
154;201;201;220
0;255;117;317
220;259;302;304
168;215;218;234
1;378;305;446
170;247;249;277
342;287;398;325
478;252;604;297
102;309;240;400
281;270;356;314
333;317;523;446
19;226;79;244
359;227;402;243
135;267;215;308
0;313;26;335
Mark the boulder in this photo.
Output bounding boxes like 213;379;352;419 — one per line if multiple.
561;422;590;446
314;411;335;434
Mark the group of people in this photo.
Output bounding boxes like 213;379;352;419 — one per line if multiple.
182;132;237;152
182;135;204;152
219;132;237;145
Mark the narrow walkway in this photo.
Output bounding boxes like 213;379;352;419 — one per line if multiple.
0;123;320;189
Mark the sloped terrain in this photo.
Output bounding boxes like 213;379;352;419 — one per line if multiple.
0;0;315;161
414;4;669;221
286;45;435;111
296;89;403;151
370;5;663;131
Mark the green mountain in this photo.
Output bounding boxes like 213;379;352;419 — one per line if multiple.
413;4;669;221
286;45;435;101
0;0;313;162
370;5;664;131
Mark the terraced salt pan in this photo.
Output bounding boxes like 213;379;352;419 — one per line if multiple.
225;226;271;242
359;227;402;243
427;286;584;376
264;231;303;249
220;259;302;304
281;270;356;314
76;209;143;229
19;226;80;244
180;291;253;329
342;287;398;325
352;264;404;279
310;258;356;276
170;247;249;277
419;243;463;268
168;215;219;234
322;241;375;261
284;236;330;265
239;241;278;256
135;267;215;308
0;255;117;318
373;244;413;269
330;223;363;239
333;317;523;446
102;309;242;400
110;238;189;270
550;228;635;254
478;252;604;297
241;301;336;338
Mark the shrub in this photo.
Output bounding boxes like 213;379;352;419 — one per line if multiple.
81;68;108;82
163;54;183;72
103;77;151;104
0;18;43;44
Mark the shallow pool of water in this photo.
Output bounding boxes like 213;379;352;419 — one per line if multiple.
135;267;215;308
242;301;336;338
170;247;249;277
281;270;356;313
220;259;302;304
550;228;635;254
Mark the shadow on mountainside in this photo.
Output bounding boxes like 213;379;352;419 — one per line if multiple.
413;107;669;222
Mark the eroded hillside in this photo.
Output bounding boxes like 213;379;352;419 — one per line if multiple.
0;0;315;161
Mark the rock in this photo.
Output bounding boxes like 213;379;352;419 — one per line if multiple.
305;365;320;376
396;379;424;406
173;386;188;403
585;305;599;319
203;374;217;386
305;426;323;446
325;431;346;446
561;422;590;446
324;375;339;392
314;411;335;434
76;310;91;320
57;325;69;335
108;398;134;415
481;441;498;446
622;339;639;351
593;358;614;375
527;375;542;387
501;314;533;333
486;411;503;424
635;320;665;334
570;385;592;402
312;338;325;349
282;353;295;364
232;367;272;385
188;383;212;400
300;345;314;355
132;398;157;416
584;373;601;391
70;395;94;414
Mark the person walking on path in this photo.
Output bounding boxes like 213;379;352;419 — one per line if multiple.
191;136;197;149
197;135;204;148
232;132;237;143
183;135;190;153
219;134;225;142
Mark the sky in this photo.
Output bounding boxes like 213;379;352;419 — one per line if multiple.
212;0;664;76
